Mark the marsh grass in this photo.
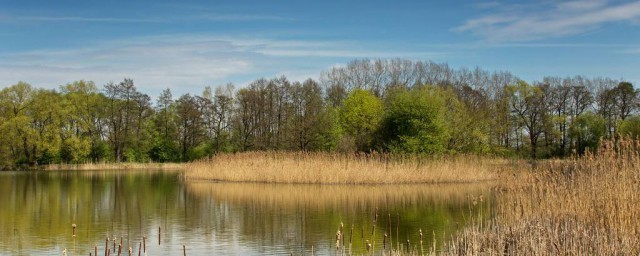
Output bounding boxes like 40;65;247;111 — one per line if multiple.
44;162;184;171
187;152;511;184
446;137;640;255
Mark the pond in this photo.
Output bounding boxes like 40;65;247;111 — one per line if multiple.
0;170;493;255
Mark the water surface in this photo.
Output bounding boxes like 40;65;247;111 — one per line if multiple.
0;170;493;255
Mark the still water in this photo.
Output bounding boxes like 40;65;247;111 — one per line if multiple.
0;170;493;255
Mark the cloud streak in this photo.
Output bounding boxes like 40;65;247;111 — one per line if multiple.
456;0;640;42
0;35;442;95
3;13;294;24
19;16;164;23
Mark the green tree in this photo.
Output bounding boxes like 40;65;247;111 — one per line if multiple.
339;89;384;152
613;82;637;121
289;79;330;151
619;116;640;139
175;94;204;161
569;112;606;154
59;81;108;163
104;79;152;162
380;86;448;154
150;88;178;162
507;81;549;159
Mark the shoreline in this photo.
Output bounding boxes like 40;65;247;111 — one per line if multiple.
187;177;499;185
42;162;185;171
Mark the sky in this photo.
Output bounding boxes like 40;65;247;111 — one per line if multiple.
1;0;639;96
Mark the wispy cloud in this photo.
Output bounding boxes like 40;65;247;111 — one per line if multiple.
2;13;293;24
0;35;443;95
19;16;164;23
456;0;640;42
195;14;295;22
622;47;640;54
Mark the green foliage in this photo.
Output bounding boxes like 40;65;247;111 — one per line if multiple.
569;112;606;154
619;116;640;139
339;89;384;151
60;137;91;164
381;86;448;154
440;87;490;153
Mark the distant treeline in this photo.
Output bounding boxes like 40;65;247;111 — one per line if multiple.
0;59;638;167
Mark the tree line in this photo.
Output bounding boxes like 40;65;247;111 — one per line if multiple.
1;59;638;167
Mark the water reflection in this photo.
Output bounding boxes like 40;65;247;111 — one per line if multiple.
0;171;493;255
188;182;494;255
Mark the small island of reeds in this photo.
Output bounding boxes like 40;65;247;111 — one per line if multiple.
186;152;512;184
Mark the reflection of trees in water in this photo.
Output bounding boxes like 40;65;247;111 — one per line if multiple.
0;171;184;255
187;182;495;254
0;171;494;255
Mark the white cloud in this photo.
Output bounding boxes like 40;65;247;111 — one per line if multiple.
456;0;640;42
19;16;164;23
0;35;443;95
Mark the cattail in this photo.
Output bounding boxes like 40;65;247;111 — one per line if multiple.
128;247;132;256
113;236;117;252
143;236;146;253
374;207;378;222
406;240;410;253
183;244;186;256
72;224;76;238
383;233;387;249
371;222;375;236
105;237;109;256
138;242;141;256
159;226;162;246
349;224;354;254
118;244;122;256
335;230;341;251
95;244;98;256
366;240;371;253
419;229;424;255
62;248;67;256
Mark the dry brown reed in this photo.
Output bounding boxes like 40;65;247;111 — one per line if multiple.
186;151;510;184
447;137;640;255
44;162;184;171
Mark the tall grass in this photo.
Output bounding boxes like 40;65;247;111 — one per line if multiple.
447;137;640;255
186;151;510;184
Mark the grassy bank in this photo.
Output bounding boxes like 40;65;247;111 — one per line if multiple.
447;138;640;255
44;162;184;171
186;152;514;184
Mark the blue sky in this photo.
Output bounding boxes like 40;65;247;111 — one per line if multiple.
1;0;639;95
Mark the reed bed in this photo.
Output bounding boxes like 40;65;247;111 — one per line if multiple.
44;162;184;171
186;152;511;184
446;137;640;255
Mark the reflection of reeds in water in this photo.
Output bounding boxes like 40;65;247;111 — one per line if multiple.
44;162;184;171
187;182;494;210
189;181;493;255
187;152;510;184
